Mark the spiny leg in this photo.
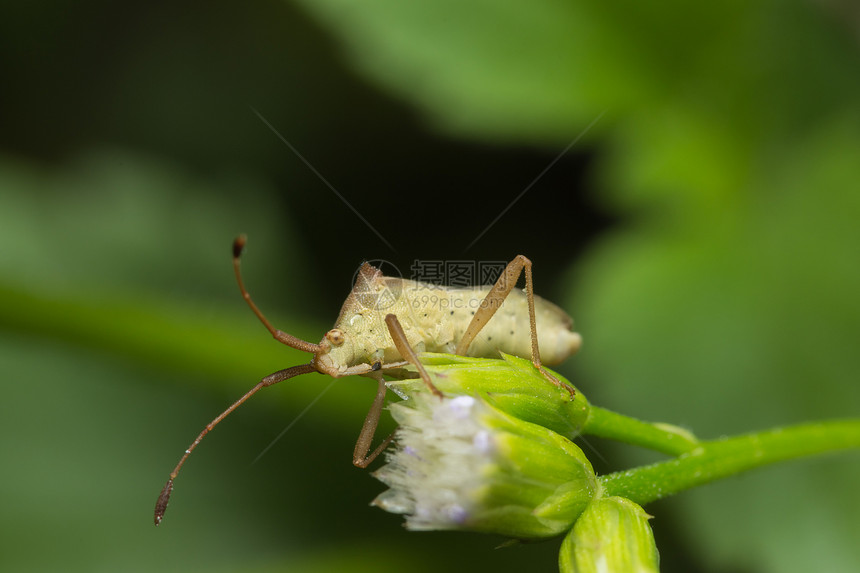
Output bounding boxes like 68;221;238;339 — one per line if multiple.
154;362;316;525
454;255;574;396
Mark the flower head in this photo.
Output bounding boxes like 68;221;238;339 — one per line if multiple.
373;392;597;538
559;496;659;573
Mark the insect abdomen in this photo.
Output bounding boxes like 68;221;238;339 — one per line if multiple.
402;283;581;366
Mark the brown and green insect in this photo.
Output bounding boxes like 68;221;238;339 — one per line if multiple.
154;236;582;524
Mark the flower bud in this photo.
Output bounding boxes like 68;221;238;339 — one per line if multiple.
389;352;590;440
559;496;659;573
373;393;597;538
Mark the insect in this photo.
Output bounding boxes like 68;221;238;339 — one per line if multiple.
154;235;582;524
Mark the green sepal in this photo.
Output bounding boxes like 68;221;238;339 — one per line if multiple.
559;496;659;573
390;352;590;440
470;403;598;537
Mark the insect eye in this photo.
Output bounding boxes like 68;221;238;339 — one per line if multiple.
326;328;346;346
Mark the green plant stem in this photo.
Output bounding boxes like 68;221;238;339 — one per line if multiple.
584;406;699;456
600;419;860;506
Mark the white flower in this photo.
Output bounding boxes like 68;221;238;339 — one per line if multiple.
373;393;597;538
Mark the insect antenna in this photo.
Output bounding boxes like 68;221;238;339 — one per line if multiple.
233;235;321;353
154;362;318;525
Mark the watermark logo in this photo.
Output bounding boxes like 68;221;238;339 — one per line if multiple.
352;259;510;312
410;260;508;287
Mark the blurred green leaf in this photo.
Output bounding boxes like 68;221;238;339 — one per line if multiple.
289;1;860;569
571;112;860;572
4;1;860;570
290;0;630;141
291;0;860;147
0;150;324;390
0;150;308;300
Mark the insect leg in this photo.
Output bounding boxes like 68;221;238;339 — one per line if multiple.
384;314;443;397
455;255;575;396
352;315;445;468
352;376;395;468
154;362;317;525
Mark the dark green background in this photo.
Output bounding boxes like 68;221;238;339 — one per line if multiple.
1;1;859;572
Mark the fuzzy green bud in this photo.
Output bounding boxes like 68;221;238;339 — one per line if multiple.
389;352;590;440
373;393;597;538
559;496;659;573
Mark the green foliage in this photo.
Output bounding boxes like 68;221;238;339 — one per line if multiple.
3;1;859;571
289;1;860;570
